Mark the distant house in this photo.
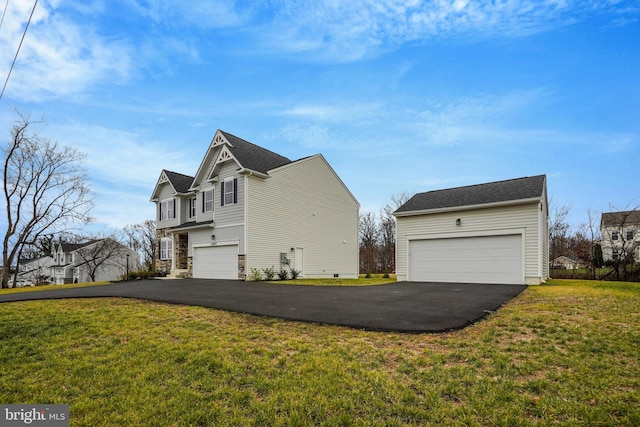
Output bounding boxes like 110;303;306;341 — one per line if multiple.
550;256;585;270
51;240;139;284
14;256;55;286
150;129;360;280
394;175;549;285
600;211;640;263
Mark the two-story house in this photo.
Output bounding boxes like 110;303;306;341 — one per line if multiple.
51;240;140;284
600;210;640;263
150;130;360;280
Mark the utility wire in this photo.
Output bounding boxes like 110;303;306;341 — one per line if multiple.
0;0;38;102
0;0;10;30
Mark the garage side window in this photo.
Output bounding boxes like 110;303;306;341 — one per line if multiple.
160;238;173;260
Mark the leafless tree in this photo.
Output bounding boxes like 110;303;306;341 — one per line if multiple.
549;202;571;268
575;209;602;279
123;219;156;271
378;192;413;274
600;207;640;281
2;112;93;288
359;212;379;274
74;236;128;282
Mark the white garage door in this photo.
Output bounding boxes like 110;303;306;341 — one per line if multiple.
409;234;523;284
193;245;238;280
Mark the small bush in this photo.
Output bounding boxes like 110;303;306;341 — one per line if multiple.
248;268;263;282
383;272;390;279
365;272;372;279
277;269;289;280
263;266;276;281
290;269;300;280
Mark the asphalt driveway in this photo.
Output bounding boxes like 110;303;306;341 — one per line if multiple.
0;280;527;333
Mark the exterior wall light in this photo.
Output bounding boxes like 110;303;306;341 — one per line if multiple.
456;218;461;226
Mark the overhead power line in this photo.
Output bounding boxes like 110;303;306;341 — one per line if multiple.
0;0;39;102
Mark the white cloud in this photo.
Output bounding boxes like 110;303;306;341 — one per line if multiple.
0;0;132;102
249;0;638;61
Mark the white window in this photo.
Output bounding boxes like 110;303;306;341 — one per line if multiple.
203;189;214;213
612;231;619;241
160;238;173;260
189;197;196;218
160;199;175;220
222;178;237;206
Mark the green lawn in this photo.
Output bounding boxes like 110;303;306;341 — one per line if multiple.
0;281;110;295
1;279;638;426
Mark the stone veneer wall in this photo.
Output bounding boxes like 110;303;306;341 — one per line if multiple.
176;234;189;270
238;254;246;280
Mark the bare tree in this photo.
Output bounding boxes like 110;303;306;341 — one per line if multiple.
378;192;413;274
359;212;379;275
74;237;128;282
576;209;602;279
2;112;93;288
549;202;571;268
123;219;156;271
600;207;640;281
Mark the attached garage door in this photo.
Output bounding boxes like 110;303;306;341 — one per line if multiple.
193;245;238;279
409;234;523;284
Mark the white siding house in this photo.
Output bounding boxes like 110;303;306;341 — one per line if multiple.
394;175;549;285
151;130;359;280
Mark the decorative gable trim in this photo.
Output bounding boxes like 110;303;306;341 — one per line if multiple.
207;145;239;181
212;132;231;148
158;171;170;185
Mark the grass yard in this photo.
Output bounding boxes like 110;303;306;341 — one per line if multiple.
0;281;110;295
1;279;638;426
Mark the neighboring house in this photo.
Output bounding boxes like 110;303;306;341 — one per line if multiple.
550;256;585;270
600;211;640;263
51;240;139;284
150;129;360;280
15;255;55;285
394;175;549;285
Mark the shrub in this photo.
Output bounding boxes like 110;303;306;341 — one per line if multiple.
248;268;263;282
290;269;300;280
263;266;276;280
383;272;390;279
277;269;289;280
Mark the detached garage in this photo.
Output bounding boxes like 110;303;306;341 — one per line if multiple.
394;175;549;285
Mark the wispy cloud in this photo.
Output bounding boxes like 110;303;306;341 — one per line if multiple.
250;0;638;61
0;1;133;102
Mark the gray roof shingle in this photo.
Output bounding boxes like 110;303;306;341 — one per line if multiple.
220;130;292;174
601;210;640;227
395;175;546;214
164;170;194;194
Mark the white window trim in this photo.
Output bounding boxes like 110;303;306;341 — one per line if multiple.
160;199;175;221
160;238;173;260
223;178;235;206
189;197;197;218
203;189;214;213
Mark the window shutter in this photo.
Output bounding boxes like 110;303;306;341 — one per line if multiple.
233;178;238;204
220;181;225;206
202;192;205;213
172;199;176;219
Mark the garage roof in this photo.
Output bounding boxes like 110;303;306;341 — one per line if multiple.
395;175;546;215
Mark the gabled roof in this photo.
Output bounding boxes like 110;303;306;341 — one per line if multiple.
58;240;100;253
601;210;640;227
164;170;194;194
219;131;292;175
395;175;546;215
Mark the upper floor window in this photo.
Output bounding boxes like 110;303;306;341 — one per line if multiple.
203;189;214;213
611;231;619;241
626;231;634;240
160;199;175;221
160;238;173;260
189;197;197;218
221;178;237;206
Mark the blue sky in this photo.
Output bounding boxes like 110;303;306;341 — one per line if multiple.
1;0;639;233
